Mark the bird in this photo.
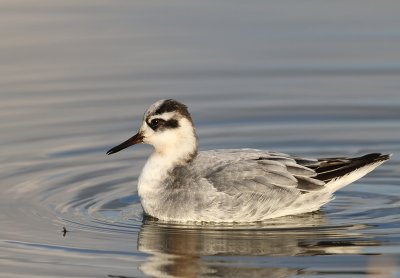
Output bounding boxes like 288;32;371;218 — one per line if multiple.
107;99;391;223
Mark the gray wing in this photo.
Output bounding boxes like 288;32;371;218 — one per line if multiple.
198;150;325;195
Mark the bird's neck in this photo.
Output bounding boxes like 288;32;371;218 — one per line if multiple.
138;126;197;193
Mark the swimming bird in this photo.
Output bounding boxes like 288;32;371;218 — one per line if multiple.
107;99;390;223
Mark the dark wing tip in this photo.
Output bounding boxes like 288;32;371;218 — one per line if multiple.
375;153;392;162
314;152;391;182
361;153;391;163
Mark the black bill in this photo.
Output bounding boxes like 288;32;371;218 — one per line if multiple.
106;132;144;155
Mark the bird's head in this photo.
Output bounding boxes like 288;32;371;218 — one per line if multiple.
107;99;198;161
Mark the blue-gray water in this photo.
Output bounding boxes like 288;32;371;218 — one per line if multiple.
1;1;400;277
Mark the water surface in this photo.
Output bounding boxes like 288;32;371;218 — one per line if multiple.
1;1;400;277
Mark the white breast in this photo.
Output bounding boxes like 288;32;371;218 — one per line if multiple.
138;153;173;216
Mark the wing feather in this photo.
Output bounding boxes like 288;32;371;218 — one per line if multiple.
201;151;325;195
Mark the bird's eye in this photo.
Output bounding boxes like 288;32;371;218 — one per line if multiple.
149;118;164;130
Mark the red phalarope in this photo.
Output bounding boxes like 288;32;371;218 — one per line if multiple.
107;99;390;223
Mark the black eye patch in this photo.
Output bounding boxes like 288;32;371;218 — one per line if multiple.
147;118;179;131
164;119;179;129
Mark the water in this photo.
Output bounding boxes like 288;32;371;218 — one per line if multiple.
1;1;400;277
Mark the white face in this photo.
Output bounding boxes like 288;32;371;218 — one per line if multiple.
139;110;196;155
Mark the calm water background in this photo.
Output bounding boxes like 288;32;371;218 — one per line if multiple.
1;1;400;277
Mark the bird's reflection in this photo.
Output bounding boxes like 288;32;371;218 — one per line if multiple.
137;212;379;278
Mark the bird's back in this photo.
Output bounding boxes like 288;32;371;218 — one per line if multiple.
193;149;390;194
